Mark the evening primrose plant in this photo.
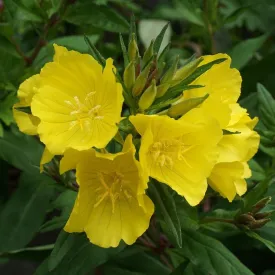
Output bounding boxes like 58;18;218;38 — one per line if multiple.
13;21;262;253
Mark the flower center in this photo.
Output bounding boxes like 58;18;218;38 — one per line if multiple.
65;91;104;131
94;171;132;213
149;139;192;168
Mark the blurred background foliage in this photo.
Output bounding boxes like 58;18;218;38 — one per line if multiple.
1;0;275;274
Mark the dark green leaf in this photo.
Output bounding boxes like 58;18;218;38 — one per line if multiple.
14;106;31;115
48;232;125;274
180;230;253;275
153;22;170;55
249;159;266;181
84;34;105;66
119;33;129;68
148;182;182;248
245;230;275;253
65;2;129;33
257;83;275;128
0;129;43;173
0;92;17;125
103;266;145;275
229;35;268;69
0;172;56;252
40;190;76;233
0;36;20;58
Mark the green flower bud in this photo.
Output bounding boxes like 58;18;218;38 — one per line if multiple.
248;218;271;229
142;40;154;65
123;61;135;90
251;197;272;214
168;94;209;118
138;79;157;111
170;57;203;87
254;212;272;220
158;61;166;79
156;83;170;98
235;213;256;225
128;33;138;62
160;55;179;84
132;62;152;96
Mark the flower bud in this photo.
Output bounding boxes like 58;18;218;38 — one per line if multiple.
235;213;256;225
254;212;272;220
138;79;157;111
170;57;203;87
251;196;272;214
132;62;152;96
128;33;138;62
123;61;135;90
168;95;208;118
161;55;179;84
156;83;170;98
248;218;271;229
142;40;154;65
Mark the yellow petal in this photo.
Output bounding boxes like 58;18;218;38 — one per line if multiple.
53;44;69;62
209;162;244;202
13;106;40;135
40;147;54;172
184;53;241;104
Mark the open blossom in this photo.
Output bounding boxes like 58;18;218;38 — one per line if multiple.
60;135;154;248
31;44;123;155
13;74;41;135
208;104;260;201
130;108;222;206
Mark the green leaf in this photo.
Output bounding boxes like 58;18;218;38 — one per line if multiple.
65;2;129;33
180;230;253;274
245;230;275;253
0;172;56;252
4;0;43;23
33;35;100;70
0;123;3;138
0;129;43;173
173;0;204;26
119;33;129;68
257;83;275;128
48;232;125;274
148;182;182;248
249;159;266;181
103;266;145;275
39;190;76;233
0;35;20;58
229;35;268;69
84;35;105;66
114;246;170;275
0;92;17;125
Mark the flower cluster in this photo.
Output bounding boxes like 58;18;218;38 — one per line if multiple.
13;42;259;248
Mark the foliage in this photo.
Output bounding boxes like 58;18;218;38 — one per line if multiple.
1;0;275;274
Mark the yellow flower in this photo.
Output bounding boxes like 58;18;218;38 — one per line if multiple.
218;104;260;163
31;44;123;155
208;104;260;201
59;135;154;248
130;108;222;206
183;53;242;104
13;74;41;135
209;162;251;202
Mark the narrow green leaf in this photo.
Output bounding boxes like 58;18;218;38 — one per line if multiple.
153;22;170;54
0;122;3;138
180;230;253;275
84;35;105;66
148;182;182;248
0;92;17;125
0;36;20;58
257;83;275;128
245;230;275;253
119;33;129;68
158;42;171;63
0;172;56;252
129;14;137;44
229;35;268;69
103;266;145;275
150;85;203;111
